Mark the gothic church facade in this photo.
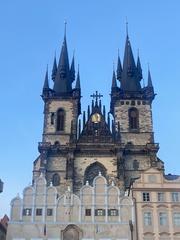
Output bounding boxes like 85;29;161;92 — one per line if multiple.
7;29;180;240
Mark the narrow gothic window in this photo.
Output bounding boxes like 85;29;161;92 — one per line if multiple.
129;108;139;130
51;113;55;125
133;160;139;170
52;173;60;186
57;109;65;131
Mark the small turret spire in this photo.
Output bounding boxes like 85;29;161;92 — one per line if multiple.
70;53;75;83
117;50;122;82
42;66;50;98
52;54;57;81
147;67;153;88
43;66;49;90
111;68;117;89
137;51;143;81
75;65;81;89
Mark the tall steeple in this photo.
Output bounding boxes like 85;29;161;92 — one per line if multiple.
53;24;72;94
121;34;141;92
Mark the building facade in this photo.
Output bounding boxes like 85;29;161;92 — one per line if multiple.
7;29;180;240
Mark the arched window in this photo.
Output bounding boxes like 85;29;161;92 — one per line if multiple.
84;162;107;185
52;173;60;186
56;109;65;131
129;108;139;130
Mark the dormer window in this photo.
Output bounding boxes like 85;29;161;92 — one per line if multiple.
57;109;65;131
129;107;139;130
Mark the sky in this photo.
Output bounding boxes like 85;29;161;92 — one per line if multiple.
0;0;180;217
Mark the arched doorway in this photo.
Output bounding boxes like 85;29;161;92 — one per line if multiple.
62;225;82;240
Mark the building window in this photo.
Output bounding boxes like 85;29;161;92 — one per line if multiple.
51;113;55;125
36;208;43;216
56;109;65;131
108;209;118;216
143;192;150;202
85;209;91;216
52;173;60;186
23;208;32;216
133;160;139;170
172;192;179;202
173;213;180;226
47;208;53;216
144;212;152;226
129;108;139;130
158;192;165;202
159;212;167;226
95;209;105;216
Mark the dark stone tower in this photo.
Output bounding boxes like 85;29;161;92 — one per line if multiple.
110;33;163;186
33;30;81;193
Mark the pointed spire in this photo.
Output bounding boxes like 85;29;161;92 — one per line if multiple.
52;54;57;81
87;105;90;119
148;67;153;88
75;65;81;89
53;24;71;94
121;33;141;92
111;68;117;89
117;51;122;81
70;53;75;83
137;52;143;81
43;67;49;90
42;67;50;98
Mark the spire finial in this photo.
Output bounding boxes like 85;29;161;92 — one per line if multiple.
64;20;67;38
126;17;129;37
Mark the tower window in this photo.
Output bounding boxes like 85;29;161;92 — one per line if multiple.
129;108;139;130
51;113;55;125
52;173;60;186
133;160;139;170
56;109;65;131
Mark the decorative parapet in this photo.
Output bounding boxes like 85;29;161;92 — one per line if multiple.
38;142;51;153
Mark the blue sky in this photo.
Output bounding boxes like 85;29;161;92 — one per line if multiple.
0;0;180;216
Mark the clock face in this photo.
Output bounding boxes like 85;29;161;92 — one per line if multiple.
91;113;101;123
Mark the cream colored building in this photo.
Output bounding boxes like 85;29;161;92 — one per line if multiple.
7;173;135;240
132;167;180;240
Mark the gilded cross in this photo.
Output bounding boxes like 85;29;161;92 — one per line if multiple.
90;91;103;102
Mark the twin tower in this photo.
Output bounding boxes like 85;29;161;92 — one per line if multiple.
33;29;164;195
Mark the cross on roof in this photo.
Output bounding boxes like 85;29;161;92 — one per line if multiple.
90;91;103;102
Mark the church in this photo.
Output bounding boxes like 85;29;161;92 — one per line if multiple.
7;27;180;240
